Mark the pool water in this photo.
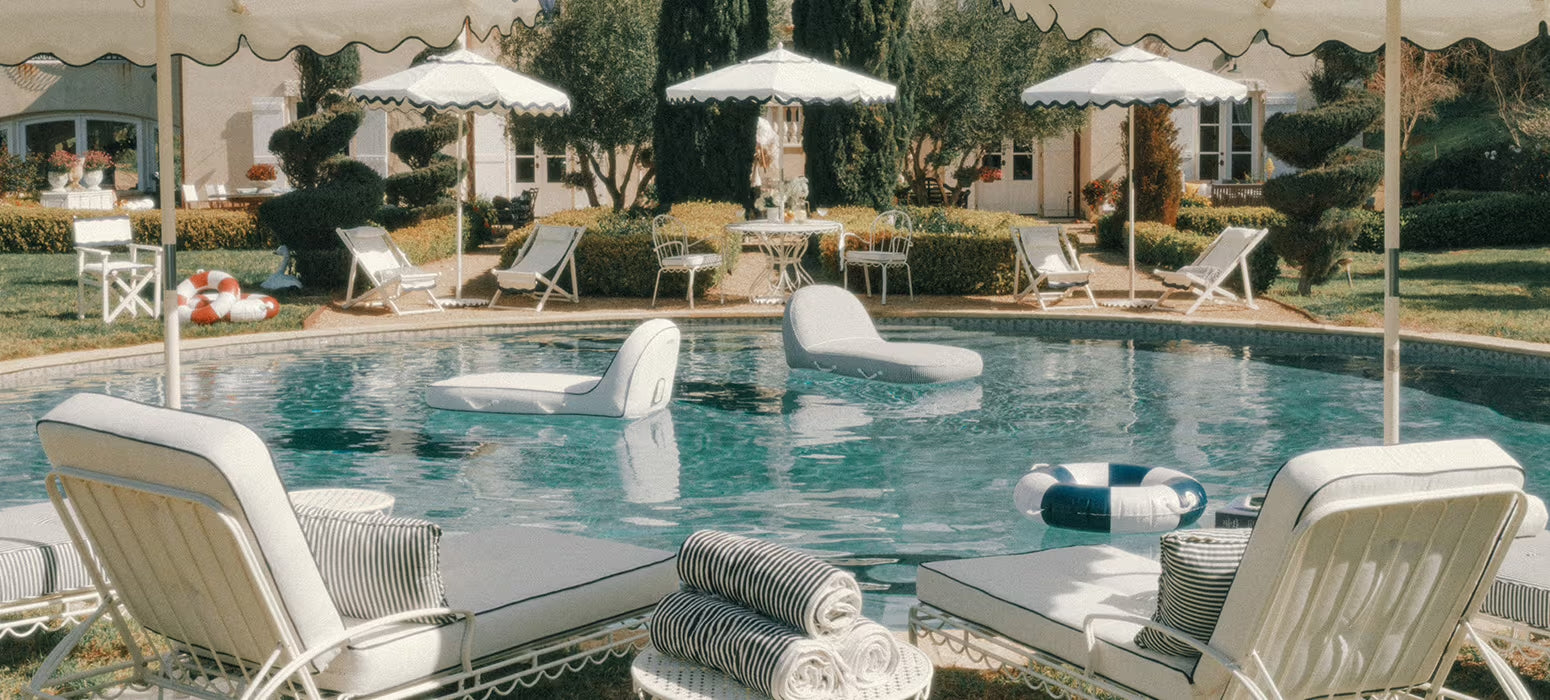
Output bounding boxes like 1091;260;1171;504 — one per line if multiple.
2;324;1547;623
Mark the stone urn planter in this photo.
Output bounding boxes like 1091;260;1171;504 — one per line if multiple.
253;180;277;194
47;172;70;191
81;169;105;190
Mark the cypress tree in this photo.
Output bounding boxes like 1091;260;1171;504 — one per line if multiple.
792;0;912;208
654;0;771;209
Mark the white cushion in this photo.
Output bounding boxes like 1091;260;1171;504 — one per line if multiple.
313;526;678;695
845;250;906;264
1483;529;1550;628
662;254;722;268
918;546;1195;698
296;506;448;623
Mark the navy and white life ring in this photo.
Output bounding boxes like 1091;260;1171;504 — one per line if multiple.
1013;462;1207;533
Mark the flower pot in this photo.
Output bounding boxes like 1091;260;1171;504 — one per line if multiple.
253;179;276;194
81;169;105;190
47;172;70;192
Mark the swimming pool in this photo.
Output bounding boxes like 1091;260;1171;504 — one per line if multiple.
2;322;1547;623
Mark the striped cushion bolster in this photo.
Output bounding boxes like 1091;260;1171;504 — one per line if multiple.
677;530;856;635
649;590;808;698
294;505;449;624
1482;577;1549;629
1135;528;1252;658
0;542;92;603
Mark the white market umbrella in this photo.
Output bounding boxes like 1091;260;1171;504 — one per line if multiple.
0;1;541;408
1000;0;1550;444
1022;47;1248;304
351;48;570;304
665;44;897;183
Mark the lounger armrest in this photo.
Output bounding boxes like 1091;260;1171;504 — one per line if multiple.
1082;613;1276;700
245;607;477;700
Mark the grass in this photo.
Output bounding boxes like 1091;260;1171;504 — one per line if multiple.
1265;246;1550;344
1406;98;1514;160
0;249;327;361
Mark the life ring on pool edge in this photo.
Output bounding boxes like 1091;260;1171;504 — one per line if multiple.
177;270;240;325
1013;462;1207;533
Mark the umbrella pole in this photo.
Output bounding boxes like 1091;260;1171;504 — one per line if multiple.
1382;0;1402;444
1127;104;1136;301
156;0;181;409
454;113;465;300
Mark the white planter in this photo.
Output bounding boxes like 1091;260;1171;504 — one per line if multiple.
81;169;105;190
253;180;276;193
47;172;70;191
765;206;783;223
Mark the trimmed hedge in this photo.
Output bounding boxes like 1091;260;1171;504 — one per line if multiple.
814;206;1043;295
1261;95;1381;170
498;202;743;298
1262;147;1382;220
1352;194;1550;252
0;206;272;253
1174;206;1287;235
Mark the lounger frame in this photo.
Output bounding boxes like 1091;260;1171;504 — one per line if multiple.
1011;225;1097;310
0;589;102;640
490;225;584;312
337;226;445;316
27;469;652;700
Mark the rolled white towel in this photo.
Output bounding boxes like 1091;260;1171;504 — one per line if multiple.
833;619;898;688
650;590;851;700
677;530;862;638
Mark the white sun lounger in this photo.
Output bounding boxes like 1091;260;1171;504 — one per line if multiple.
427;319;681;419
1011;225;1097;310
911;439;1533;700
1152;226;1268;315
337;226;444;316
28;393;678;700
0;502;99;640
490;224;584;312
1476;496;1550;662
784;285;982;384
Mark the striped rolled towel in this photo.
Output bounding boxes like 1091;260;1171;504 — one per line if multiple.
677;530;862;637
835;620;898;688
650;590;850;700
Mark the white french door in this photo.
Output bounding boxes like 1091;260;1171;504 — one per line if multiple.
1196;99;1256;182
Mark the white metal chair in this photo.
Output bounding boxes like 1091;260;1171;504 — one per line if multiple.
29;392;679;700
651;214;723;309
1152;227;1269;315
840;210;914;304
204;183;231;208
490;224;584;312
73;215;162;323
1011;225;1097;310
337;226;444;316
910;439;1534;700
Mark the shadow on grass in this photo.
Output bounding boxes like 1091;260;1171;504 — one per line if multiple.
1404;292;1550;313
1403;259;1550;285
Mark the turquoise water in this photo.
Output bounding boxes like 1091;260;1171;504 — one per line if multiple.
2;324;1547;622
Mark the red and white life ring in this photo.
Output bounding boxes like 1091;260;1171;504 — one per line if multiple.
176;270;240;325
228;293;281;323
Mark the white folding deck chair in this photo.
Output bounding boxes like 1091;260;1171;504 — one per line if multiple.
1011;225;1097;310
1152;227;1268;315
29;393;678;700
180;183;203;209
911;439;1534;700
490;225;584;312
337;226;444;316
651;214;724;309
73;215;162;323
839;209;914;305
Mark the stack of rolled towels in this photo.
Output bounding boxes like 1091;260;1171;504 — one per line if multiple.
650;530;901;700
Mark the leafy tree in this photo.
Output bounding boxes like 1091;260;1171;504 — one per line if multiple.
294;46;362;119
1116;104;1183;226
905;0;1095;207
502;0;659;211
792;0;912;208
655;0;770;209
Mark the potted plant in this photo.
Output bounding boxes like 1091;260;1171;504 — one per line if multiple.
46;150;80;191
977;165;1003;183
1081;178;1117;221
247;163;279;193
81;150;113;190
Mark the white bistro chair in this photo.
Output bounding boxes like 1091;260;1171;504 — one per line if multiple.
840;209;914;304
651;214;724;309
73;215;162;323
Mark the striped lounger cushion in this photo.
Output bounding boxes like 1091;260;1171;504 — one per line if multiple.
1481;529;1549;629
295;505;448;622
0;502;92;605
649;590;846;700
677;530;862;637
1134;528;1252;657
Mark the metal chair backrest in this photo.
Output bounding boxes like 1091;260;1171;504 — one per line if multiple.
652;214;689;263
72;216;133;249
1202;440;1526;699
867;210;914;255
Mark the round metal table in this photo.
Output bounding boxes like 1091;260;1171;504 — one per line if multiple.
726;220;842;304
631;644;933;700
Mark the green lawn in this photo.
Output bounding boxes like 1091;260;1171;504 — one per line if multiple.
1266;246;1550;344
0;250;328;361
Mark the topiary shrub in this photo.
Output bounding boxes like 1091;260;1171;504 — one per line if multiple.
266;99;364;189
1270;208;1368;294
258;156;384;287
1261;95;1381;170
1116;104;1183;227
1263;147;1382;219
384;156;458;209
